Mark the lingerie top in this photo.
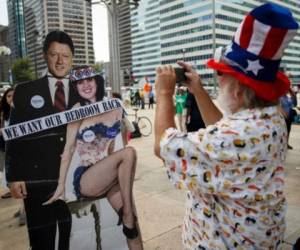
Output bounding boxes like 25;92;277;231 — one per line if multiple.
76;120;121;166
76;121;121;140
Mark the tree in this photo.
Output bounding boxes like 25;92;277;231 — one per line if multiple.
12;57;35;84
93;61;104;73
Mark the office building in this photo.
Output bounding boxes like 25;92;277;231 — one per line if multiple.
130;0;300;89
10;0;95;77
7;0;27;60
130;0;161;84
118;4;133;86
106;3;133;88
0;25;11;82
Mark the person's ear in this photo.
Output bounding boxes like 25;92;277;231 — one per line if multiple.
233;82;245;106
230;80;238;97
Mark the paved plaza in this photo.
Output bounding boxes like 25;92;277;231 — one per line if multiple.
0;106;300;250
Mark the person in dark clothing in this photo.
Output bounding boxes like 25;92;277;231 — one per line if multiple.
112;92;122;100
185;91;205;132
134;90;140;107
0;88;14;198
148;90;154;109
280;88;297;149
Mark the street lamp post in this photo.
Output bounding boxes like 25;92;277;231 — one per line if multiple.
86;0;140;92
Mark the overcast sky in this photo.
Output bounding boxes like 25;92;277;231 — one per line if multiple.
0;0;8;25
0;0;109;62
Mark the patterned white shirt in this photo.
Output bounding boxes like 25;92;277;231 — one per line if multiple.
160;106;287;250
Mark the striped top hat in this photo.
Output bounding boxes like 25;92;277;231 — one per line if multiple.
207;2;299;101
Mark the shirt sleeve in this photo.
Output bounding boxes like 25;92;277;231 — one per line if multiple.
160;116;286;199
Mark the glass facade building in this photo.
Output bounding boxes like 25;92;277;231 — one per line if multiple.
118;4;133;86
130;0;300;88
130;0;161;84
0;25;11;82
7;0;27;60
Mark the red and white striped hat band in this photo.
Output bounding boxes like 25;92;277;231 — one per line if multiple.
207;3;299;101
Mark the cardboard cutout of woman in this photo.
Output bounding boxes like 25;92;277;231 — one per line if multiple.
44;66;143;250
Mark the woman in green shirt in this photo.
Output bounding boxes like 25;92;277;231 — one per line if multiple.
175;87;187;131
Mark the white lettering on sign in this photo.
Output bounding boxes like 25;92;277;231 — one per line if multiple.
3;98;124;141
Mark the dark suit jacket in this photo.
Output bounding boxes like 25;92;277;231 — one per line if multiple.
5;76;76;182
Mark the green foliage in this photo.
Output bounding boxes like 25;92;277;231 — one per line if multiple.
12;57;35;84
93;61;104;73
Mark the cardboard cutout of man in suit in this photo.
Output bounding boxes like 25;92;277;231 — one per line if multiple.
5;31;76;250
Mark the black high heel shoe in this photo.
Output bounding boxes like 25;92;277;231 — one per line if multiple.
117;207;139;239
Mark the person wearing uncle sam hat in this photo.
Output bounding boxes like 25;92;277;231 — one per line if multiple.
154;3;298;250
207;2;299;102
44;65;143;249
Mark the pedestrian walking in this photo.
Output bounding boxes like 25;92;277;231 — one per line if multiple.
154;3;298;249
280;88;297;149
148;90;154;109
139;89;145;109
134;90;140;107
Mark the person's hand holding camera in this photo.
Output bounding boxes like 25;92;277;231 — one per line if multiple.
177;61;204;96
155;65;176;98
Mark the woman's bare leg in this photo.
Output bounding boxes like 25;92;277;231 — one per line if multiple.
80;147;137;228
80;147;142;249
106;184;123;212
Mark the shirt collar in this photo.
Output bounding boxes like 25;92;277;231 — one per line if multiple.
227;106;279;121
47;72;69;88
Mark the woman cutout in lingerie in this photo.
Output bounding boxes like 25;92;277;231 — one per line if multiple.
44;66;143;250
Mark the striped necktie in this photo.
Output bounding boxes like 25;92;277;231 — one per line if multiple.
54;81;66;111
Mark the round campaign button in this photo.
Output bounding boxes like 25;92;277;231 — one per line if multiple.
82;130;96;142
30;95;44;109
